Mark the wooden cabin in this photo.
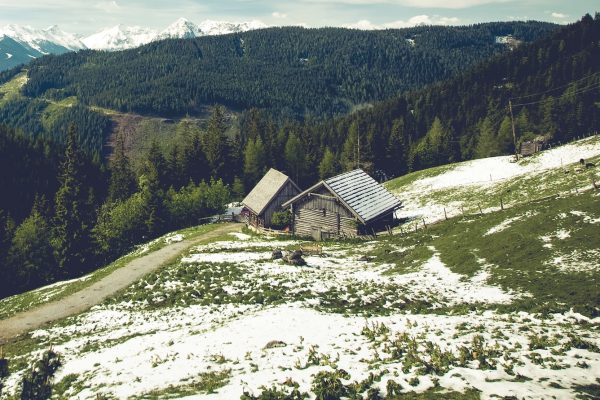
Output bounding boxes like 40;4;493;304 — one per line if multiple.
242;168;301;228
520;136;547;157
282;169;402;240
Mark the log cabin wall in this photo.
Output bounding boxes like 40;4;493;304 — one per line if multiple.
292;191;358;239
262;181;300;227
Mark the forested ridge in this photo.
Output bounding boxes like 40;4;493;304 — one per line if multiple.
14;22;556;118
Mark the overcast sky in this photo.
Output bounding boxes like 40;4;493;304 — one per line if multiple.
0;0;593;35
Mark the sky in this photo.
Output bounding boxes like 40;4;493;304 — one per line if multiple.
0;0;594;35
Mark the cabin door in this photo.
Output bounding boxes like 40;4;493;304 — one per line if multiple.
311;227;322;241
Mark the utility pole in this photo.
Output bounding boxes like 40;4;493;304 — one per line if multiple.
357;123;361;169
509;99;518;157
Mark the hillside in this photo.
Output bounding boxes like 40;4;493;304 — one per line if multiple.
0;138;598;399
386;134;600;224
299;13;600;182
14;22;556;117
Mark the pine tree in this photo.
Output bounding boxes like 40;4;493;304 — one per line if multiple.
243;137;267;190
475;117;499;158
140;143;166;237
497;116;515;154
108;132;136;203
143;140;167;189
182;133;209;185
53;125;91;276
203;105;229;181
340;121;359;171
8;204;56;291
318;148;338;180
284;132;305;183
385;118;407;178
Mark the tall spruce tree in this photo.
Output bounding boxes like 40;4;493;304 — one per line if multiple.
475;117;499;158
284;132;305;183
108;132;136;203
203;105;229;181
8;202;56;292
53;125;91;276
140;141;166;236
385;118;408;178
182;133;209;185
243;137;267;190
318;148;338;180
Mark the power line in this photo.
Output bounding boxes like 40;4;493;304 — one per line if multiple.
511;81;600;107
509;71;600;101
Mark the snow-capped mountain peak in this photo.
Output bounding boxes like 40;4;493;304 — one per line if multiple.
198;19;268;36
82;25;158;51
157;18;201;40
0;24;85;53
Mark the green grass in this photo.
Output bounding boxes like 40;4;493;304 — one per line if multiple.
376;189;600;317
133;369;231;399
40;96;78;130
0;224;222;321
0;72;27;106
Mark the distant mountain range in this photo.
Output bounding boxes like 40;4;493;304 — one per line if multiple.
0;18;268;70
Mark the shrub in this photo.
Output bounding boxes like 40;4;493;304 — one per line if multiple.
271;211;292;230
312;369;350;400
20;349;62;400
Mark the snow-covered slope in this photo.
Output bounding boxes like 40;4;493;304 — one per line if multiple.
0;18;269;60
156;17;201;40
0;24;85;53
386;135;600;224
197;19;268;36
84;18;268;50
82;25;158;51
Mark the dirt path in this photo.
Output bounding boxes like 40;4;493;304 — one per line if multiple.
0;223;241;344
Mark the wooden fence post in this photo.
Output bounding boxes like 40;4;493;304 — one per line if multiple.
461;206;465;216
478;204;483;215
500;197;504;211
422;218;427;229
444;207;448;220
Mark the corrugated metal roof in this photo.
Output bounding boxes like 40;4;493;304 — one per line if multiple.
282;169;402;223
242;168;299;216
324;169;402;223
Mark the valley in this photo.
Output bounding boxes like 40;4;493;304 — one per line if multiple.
0;9;599;400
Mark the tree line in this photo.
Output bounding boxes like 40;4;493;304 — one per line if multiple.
0;123;229;299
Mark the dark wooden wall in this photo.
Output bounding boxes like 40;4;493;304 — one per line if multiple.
262;180;300;227
291;188;358;239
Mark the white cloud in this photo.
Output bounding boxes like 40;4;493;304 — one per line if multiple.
272;11;288;19
551;12;568;19
347;14;460;30
94;0;120;13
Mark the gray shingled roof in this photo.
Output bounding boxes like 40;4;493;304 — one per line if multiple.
324;170;402;223
242;168;299;216
283;169;402;223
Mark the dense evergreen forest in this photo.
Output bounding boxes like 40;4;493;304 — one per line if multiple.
13;22;556;118
0;123;230;299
